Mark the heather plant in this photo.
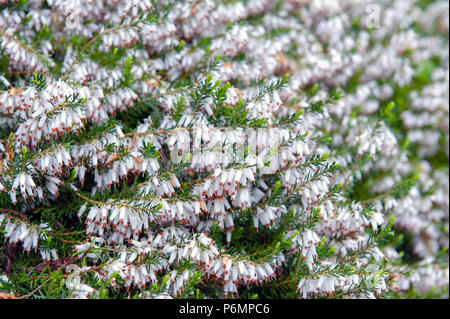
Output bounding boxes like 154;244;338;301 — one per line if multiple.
0;0;448;299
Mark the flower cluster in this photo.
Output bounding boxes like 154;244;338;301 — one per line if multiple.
0;0;448;299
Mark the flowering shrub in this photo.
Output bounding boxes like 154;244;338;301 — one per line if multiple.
0;0;448;299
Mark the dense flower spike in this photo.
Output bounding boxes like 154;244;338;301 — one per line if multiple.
0;0;447;299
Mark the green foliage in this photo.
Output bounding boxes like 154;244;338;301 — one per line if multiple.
0;0;448;301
